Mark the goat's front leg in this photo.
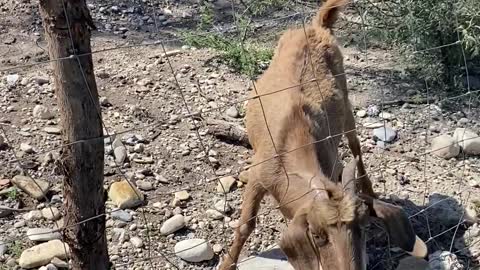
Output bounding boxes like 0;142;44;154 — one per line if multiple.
344;105;376;198
218;180;266;270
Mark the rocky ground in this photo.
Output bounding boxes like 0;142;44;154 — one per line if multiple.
1;0;480;270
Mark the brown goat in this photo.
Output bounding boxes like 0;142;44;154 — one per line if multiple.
217;0;428;269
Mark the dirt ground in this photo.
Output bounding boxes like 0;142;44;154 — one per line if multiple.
1;0;480;269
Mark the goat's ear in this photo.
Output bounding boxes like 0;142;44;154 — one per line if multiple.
279;209;320;270
341;157;358;194
361;195;428;258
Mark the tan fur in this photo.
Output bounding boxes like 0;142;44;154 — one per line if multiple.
218;0;426;269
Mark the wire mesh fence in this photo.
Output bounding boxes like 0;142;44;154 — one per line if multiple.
0;0;479;269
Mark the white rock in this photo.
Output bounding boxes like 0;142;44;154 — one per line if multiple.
214;199;231;213
12;175;50;200
430;135;460;159
206;209;224;220
6;74;20;86
172;190;190;206
33;105;54;120
356;110;367;118
27;228;62;242
373;126;397;142
428;251;463;270
19;240;70;269
111;209;133;222
50;257;68;268
99;97;110;106
379;112;395;120
212;243;223;253
43;127;62;135
160;214;185;235
20;143;35;153
217;176;236;193
237;248;294;270
226;106;239;118
453;128;480;155
174;239;214;262
24;210;43;221
161;50;182;57
130;236;144;248
363;121;384;129
114;146;127;164
136;180;153;191
41;207;61;221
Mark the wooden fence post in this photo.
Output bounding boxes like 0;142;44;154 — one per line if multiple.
39;1;109;269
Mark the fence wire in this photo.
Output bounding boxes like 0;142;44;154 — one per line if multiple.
0;0;479;270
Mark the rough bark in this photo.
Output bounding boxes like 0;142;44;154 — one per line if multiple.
39;1;109;269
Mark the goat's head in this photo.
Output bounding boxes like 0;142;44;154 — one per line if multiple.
279;158;427;270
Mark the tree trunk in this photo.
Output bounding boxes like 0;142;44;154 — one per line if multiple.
39;1;109;269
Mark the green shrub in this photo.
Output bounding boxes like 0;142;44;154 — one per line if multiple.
182;31;273;76
359;0;480;88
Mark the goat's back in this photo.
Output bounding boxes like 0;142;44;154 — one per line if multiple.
246;25;348;172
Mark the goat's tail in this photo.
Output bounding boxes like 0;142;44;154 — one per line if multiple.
314;0;348;29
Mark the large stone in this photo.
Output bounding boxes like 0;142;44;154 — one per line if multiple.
171;190;190;206
373;126;397;142
453;128;480;155
160;214;185;235
217;176;236;193
111;209;133;222
136;180;153;191
237;247;293;270
114;146;127;164
27;228;62;242
430;135;460;159
174;239;214;262
428;251;463;270
33;105;54;120
12;175;50;200
41;207;61;221
108;180;144;209
214;199;231;213
19;240;70;269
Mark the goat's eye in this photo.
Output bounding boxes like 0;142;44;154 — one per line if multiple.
312;232;328;247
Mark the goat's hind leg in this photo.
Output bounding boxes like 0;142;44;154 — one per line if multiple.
344;104;376;198
218;176;267;270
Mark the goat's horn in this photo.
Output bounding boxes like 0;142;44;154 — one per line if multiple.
342;157;359;193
